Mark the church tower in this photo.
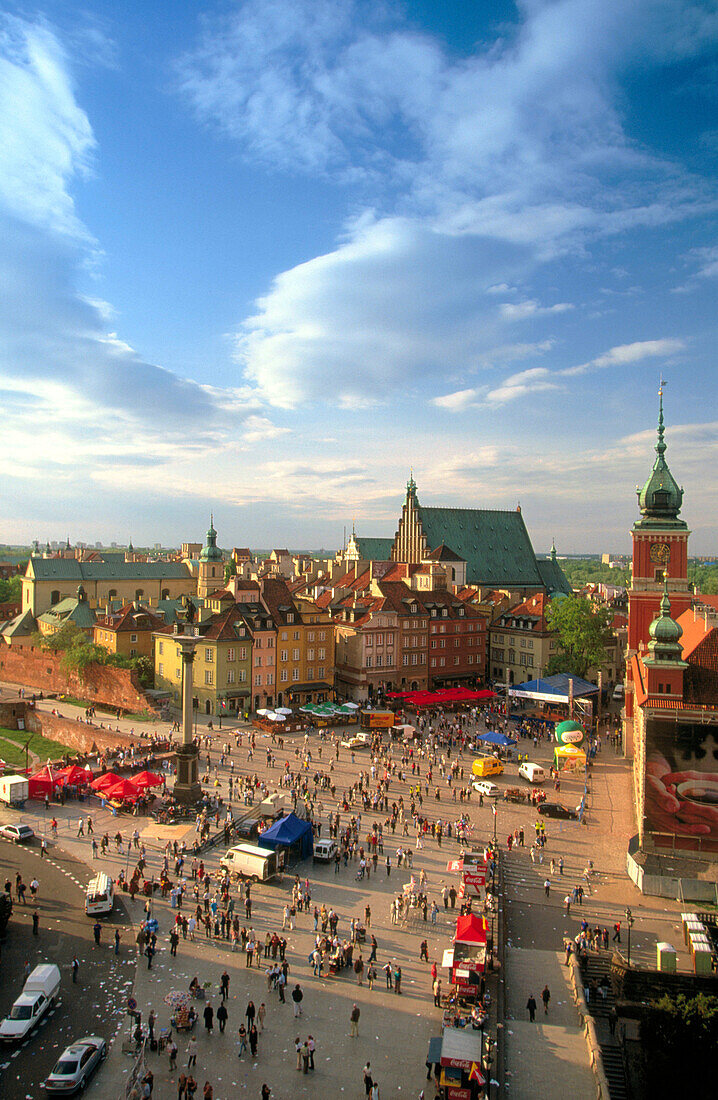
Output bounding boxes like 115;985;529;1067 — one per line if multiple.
625;385;691;745
391;471;427;563
197;515;225;599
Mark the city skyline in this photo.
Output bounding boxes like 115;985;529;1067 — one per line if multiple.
1;1;717;551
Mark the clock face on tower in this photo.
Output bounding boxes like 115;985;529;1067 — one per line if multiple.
649;542;671;565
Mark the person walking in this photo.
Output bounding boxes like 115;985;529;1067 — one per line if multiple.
220;971;230;1000
249;1023;258;1057
115;929;121;955
564;895;571;916
93;921;102;946
291;984;304;1017
544;878;551;898
32;909;39;936
237;1024;248;1058
433;978;441;1006
187;1036;198;1068
307;1034;315;1070
72;956;79;983
542;985;551;1014
260;1085;271;1100
363;1061;373;1097
301;1038;310;1074
526;994;537;1022
217;1002;228;1034
168;1040;178;1071
246;1000;256;1029
349;1003;360;1037
203;1003;214;1034
258;1003;266;1031
394;965;402;995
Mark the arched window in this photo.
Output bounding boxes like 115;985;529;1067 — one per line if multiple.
161;588;170;600
211;567;216;578
50;589;60;605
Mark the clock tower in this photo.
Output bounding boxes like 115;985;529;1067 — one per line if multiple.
625;385;691;743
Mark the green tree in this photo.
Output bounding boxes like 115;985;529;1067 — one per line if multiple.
224;559;237;583
0;575;23;603
642;993;718;1100
545;596;612;678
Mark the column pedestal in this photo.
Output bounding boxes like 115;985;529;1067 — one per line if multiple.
173;743;202;805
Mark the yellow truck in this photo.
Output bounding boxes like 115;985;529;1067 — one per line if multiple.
471;755;504;778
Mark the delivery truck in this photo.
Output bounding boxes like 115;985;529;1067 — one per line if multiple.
0;964;61;1041
220;843;283;882
0;775;29;807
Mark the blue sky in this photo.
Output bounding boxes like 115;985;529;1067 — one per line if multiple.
0;0;717;553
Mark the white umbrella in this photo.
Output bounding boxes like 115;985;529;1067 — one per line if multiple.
275;707;293;715
256;708;272;717
343;702;360;709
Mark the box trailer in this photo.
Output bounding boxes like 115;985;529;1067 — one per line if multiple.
220;843;283;882
0;776;29;807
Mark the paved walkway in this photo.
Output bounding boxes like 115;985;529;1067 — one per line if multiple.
503;948;592;1100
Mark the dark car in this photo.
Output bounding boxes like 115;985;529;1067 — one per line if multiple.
537;802;579;821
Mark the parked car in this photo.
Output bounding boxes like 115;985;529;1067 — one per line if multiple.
473;780;500;797
537;802;579;820
43;1036;107;1093
0;823;35;843
0;964;61;1041
312;838;338;864
340;736;367;750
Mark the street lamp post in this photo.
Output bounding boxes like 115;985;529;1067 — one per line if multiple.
625;906;634;966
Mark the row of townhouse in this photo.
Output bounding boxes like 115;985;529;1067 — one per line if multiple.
320;562;488;703
152;577;335;716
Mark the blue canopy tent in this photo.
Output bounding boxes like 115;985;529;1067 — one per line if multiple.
475;730;517;748
258;813;313;864
508;674;598;704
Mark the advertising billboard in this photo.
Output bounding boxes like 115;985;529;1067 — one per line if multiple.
644;717;718;851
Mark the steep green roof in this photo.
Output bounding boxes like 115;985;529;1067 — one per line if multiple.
536;556;573;597
37;597;96;629
29;559;192;581
354;537;394;561
417;505;544;588
635;387;687;531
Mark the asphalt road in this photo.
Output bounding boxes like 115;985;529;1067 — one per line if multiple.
0;837;136;1100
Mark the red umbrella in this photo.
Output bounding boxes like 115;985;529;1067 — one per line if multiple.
104;778;140;802
90;771;122;791
133;770;164;789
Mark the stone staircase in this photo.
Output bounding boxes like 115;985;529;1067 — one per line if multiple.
581;951;629;1100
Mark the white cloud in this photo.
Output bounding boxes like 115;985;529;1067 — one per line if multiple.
563;338;685;376
499;300;573;321
180;0;715;408
484;367;559;406
431;388;481;412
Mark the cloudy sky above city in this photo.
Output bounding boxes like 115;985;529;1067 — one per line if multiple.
1;0;716;552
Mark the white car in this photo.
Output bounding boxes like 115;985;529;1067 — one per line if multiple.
473;780;500;797
340;737;365;750
0;823;35;843
43;1036;107;1093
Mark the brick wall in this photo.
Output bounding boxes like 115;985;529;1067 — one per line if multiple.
25;710;131;755
0;646;156;715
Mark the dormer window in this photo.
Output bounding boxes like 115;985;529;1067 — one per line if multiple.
410;603;417;614
287;613;294;623
442;608;448;618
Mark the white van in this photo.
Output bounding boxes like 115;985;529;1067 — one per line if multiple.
0;964;61;1041
85;873;114;916
519;762;546;784
612;684;625;702
220;843;282;882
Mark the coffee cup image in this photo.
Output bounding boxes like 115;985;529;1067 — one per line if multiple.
675;779;718;807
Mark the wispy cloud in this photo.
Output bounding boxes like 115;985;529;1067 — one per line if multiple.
562;338;685;376
179;0;717;408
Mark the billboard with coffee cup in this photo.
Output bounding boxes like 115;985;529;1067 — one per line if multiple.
644;717;718;851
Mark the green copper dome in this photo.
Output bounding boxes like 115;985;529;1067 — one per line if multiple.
637;386;684;524
200;514;223;562
647;575;684;662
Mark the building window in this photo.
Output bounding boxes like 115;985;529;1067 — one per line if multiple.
281;631;287;641
293;631;300;641
287;613;294;623
319;631;326;641
454;638;460;647
158;642;164;655
130;648;137;658
130;633;138;643
255;636;262;648
318;667;325;679
227;669;235;684
292;648;299;661
267;637;274;648
308;632;315;642
280;649;287;662
307;668;314;680
175;668;181;679
318;648;326;660
281;669;288;683
255;655;262;667
227;647;235;662
431;658;436;668
267;673;274;685
366;635;373;647
454;656;460;666
205;670;213;685
158;663;164;676
205;648;213;662
468;655;473;665
431;640;437;649
376;654;383;667
411;653;418;665
366;656;373;668
440;658;445;667
307;648;315;661
376;633;384;645
292;668;299;681
255;674;261;686
239;646;247;660
402;655;409;666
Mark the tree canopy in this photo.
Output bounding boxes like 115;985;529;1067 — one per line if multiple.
545;596;613;678
33;622;153;685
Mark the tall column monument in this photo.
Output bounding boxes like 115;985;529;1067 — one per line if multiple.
172;633;202;805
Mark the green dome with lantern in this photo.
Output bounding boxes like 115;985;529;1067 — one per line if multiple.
199;514;223;562
635;384;686;531
647;575;685;664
